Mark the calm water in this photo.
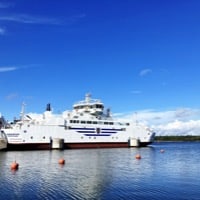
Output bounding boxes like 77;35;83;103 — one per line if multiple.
0;142;200;200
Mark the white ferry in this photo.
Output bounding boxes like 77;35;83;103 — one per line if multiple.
1;94;155;150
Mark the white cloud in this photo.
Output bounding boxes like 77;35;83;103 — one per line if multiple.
0;67;18;72
116;108;200;136
0;27;5;35
139;68;152;76
0;65;37;73
6;93;18;100
67;14;86;23
0;13;86;26
0;14;62;25
155;120;200;136
0;2;13;8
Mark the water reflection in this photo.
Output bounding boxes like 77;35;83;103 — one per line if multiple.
0;143;200;200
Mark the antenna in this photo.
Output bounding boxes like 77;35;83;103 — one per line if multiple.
85;93;91;103
20;102;26;120
135;112;138;125
106;108;111;117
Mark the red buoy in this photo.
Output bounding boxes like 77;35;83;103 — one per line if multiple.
10;161;19;170
58;158;65;165
135;154;141;159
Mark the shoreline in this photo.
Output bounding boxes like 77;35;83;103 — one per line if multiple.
155;135;200;142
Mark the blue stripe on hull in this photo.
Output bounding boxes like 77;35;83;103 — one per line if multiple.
70;127;94;130
77;131;95;133
101;128;122;131
101;131;117;134
84;134;111;136
70;127;122;136
77;131;117;134
70;127;122;132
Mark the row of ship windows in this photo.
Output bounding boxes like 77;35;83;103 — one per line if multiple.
74;104;103;109
81;136;119;139
27;136;119;140
69;120;130;126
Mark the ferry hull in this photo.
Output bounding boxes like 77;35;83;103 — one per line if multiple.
64;142;153;149
6;141;152;150
7;143;52;151
64;142;129;149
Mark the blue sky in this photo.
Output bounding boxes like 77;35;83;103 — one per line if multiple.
0;0;200;135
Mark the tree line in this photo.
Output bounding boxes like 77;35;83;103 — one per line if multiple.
155;135;200;141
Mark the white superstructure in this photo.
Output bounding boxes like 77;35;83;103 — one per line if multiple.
1;94;155;150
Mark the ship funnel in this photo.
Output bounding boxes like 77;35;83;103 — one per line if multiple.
106;108;111;117
46;103;51;111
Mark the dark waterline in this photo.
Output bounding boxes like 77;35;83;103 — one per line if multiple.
0;142;200;200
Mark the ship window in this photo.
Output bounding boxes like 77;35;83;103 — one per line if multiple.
93;121;97;124
81;121;86;124
104;122;109;125
24;130;27;133
96;104;103;109
109;122;113;125
126;123;130;126
43;136;45;139
30;136;33;139
87;121;92;124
